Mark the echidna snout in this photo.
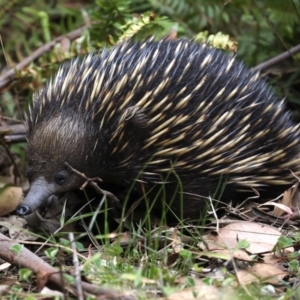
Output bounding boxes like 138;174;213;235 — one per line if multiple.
17;167;86;215
17;178;55;215
17;38;300;221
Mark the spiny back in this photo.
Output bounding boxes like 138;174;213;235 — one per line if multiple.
22;38;300;219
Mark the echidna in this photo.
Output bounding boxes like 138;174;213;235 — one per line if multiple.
16;38;300;221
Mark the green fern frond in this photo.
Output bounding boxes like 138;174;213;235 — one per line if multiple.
195;31;238;52
118;11;157;41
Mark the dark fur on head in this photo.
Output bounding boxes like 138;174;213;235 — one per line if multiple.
17;38;300;220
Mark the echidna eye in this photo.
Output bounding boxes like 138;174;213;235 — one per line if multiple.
54;172;68;186
26;168;33;181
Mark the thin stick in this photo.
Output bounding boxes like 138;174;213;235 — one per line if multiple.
251;43;300;73
0;232;136;299
69;232;84;300
0;25;89;89
64;162;120;207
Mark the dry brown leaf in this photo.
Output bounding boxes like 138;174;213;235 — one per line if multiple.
40;287;64;296
0;284;11;296
111;231;132;246
263;254;282;265
0;215;36;240
171;228;183;253
273;183;298;217
263;250;293;265
211;249;253;261
0;262;11;271
167;278;236;300
0;185;22;216
166;252;179;266
236;263;287;284
197;249;253;261
199;222;285;254
269;203;293;216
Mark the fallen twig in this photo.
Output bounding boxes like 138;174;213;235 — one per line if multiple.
0;25;89;89
0;123;26;144
251;43;300;73
0;232;136;299
69;232;84;300
64;162;121;207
